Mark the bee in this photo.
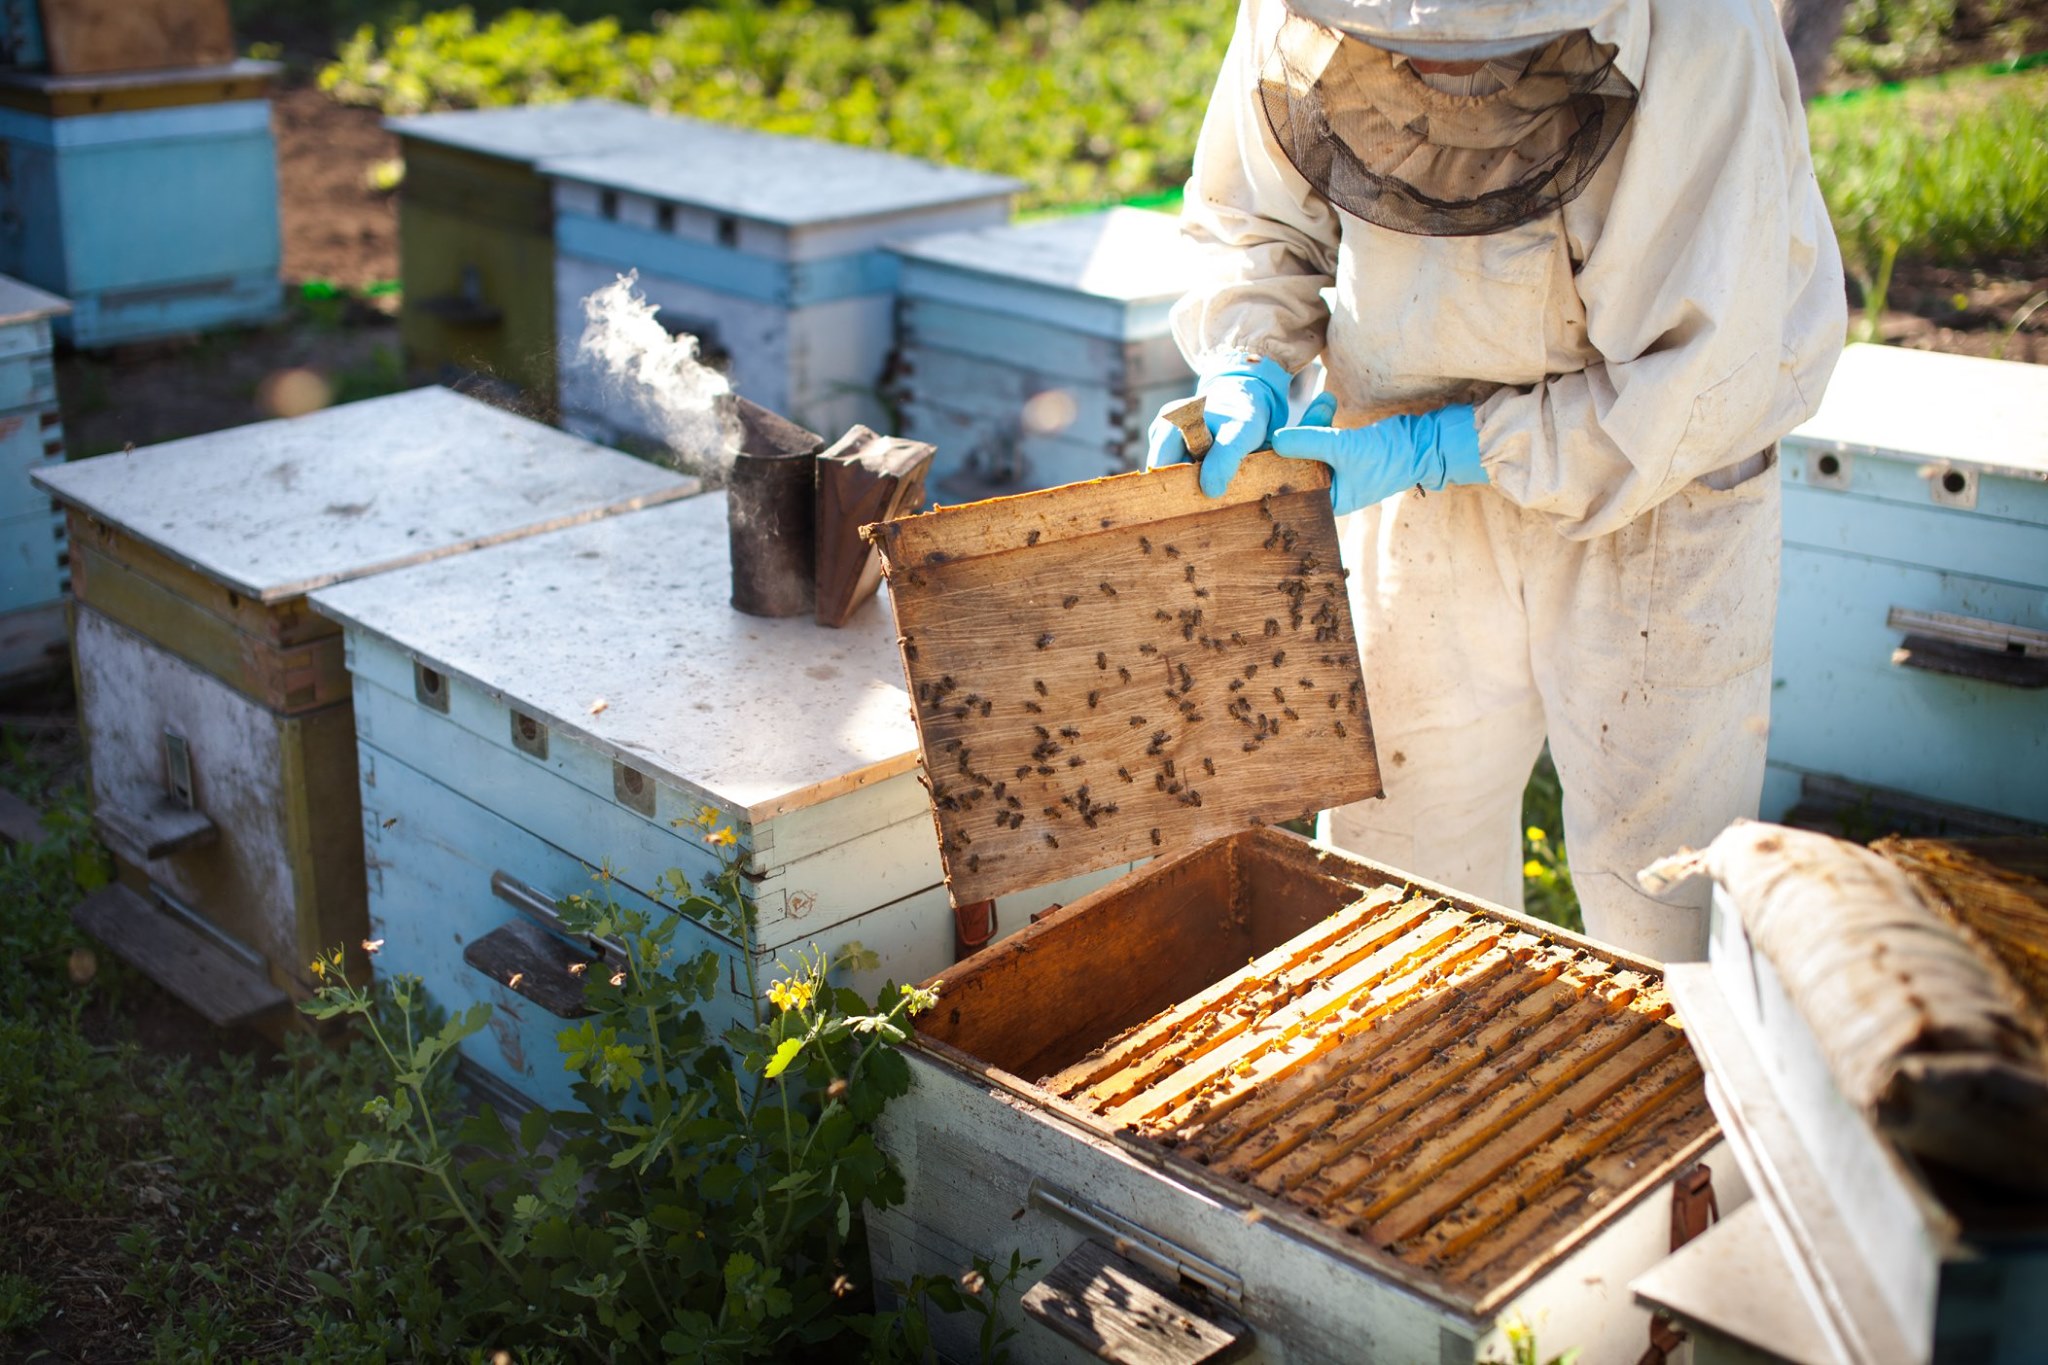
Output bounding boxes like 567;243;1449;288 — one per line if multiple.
1273;651;1287;667
1044;833;1060;849
1023;700;1043;713
1203;757;1215;776
1194;587;1210;599
1118;667;1132;683
1335;721;1347;738
1184;564;1197;585
1035;680;1049;697
1150;829;1162;847
1037;632;1055;650
1138;643;1158;656
1063;595;1080;610
1163;759;1176;778
1097;652;1108;671
1164;544;1181;558
1129;715;1146;726
1059;726;1081;740
1068;756;1085;768
1118;766;1133;782
1025;529;1041;546
1099;582;1117;597
1087;690;1101;709
1139;536;1153;554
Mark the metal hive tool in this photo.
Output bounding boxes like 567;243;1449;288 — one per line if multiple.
1042;882;1714;1292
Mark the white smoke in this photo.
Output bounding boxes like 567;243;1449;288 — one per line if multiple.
574;272;742;476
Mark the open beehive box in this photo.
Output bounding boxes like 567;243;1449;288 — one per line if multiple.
867;458;1723;1364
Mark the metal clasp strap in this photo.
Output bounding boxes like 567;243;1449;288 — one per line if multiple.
1027;1179;1245;1311
1638;1164;1719;1365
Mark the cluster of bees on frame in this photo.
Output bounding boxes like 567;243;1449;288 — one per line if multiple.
895;488;1368;882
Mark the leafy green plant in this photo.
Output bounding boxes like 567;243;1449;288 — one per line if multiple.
302;811;980;1361
1520;752;1583;935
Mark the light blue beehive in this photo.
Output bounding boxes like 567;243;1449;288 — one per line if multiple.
0;0;44;68
0;272;67;682
308;492;1127;1111
0;61;282;347
540;122;1019;449
1765;343;2048;832
889;207;1199;499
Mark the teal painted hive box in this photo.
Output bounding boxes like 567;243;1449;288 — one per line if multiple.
0;272;68;684
890;207;1198;499
308;491;1127;1111
542;122;1019;450
0;0;45;68
385;100;669;406
1765;344;2048;833
35;389;698;1032
0;60;282;347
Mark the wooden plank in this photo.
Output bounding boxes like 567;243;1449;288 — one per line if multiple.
72;883;286;1027
0;788;44;845
68;513;338;650
461;919;596;1019
814;427;934;629
1020;1237;1253;1365
868;453;1378;904
39;0;236;76
93;793;218;862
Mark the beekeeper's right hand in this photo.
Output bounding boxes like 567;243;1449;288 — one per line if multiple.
1146;352;1292;499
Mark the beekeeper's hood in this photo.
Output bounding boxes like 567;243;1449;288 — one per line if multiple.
1264;0;1650;236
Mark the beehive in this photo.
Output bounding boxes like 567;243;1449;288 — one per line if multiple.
874;829;1724;1364
0;0;234;75
0;61;281;346
306;491;1131;1112
35;388;696;1025
890;207;1198;497
385;101;669;403
1767;344;2048;832
541;123;1019;444
0;272;68;684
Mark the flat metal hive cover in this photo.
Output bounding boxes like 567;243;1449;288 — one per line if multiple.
538;123;1023;227
892;207;1196;305
1790;342;2048;478
1044;880;1712;1296
308;491;919;819
34;387;696;603
0;274;70;325
383;99;667;163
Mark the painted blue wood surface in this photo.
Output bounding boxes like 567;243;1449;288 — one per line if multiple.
896;258;1174;341
0;99;281;345
898;298;1192;390
556;212;897;309
0;347;53;410
895;345;1177;446
1769;544;2047;823
1781;483;2048;591
0;403;62;520
0;0;44;68
0;505;64;611
1784;436;2048;528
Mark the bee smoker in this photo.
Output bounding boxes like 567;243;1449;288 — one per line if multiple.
727;397;825;618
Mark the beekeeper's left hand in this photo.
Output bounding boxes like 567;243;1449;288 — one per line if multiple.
1271;393;1488;516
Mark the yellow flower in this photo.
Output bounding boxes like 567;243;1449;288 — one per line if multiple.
768;978;815;1013
310;956;327;980
1523;859;1545;880
1525;826;1546;844
693;804;722;830
707;825;738;849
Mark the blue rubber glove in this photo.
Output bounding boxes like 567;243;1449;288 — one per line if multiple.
1270;392;1488;516
1146;354;1292;499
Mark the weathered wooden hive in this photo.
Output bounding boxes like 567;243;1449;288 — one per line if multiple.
1767;344;2047;833
0;273;69;685
306;491;1129;1112
0;58;282;345
539;122;1019;443
385;100;669;403
865;456;1728;1363
1643;823;2048;1365
890;207;1199;498
34;388;695;1027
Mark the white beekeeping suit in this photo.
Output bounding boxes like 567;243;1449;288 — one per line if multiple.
1167;0;1846;961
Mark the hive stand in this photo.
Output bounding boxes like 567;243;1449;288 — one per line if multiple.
34;388;697;1030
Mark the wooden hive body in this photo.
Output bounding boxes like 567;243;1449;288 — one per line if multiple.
386;101;670;404
0;62;281;346
308;492;1128;1111
873;829;1725;1364
1766;344;2048;832
889;207;1199;499
0;273;69;684
540;124;1019;445
34;388;695;1016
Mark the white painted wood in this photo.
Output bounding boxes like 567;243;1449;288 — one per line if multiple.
892;208;1196;322
73;605;298;969
34;387;697;603
1633;1199;1835;1365
1789;343;2048;478
899;297;1194;390
385;100;666;164
310;492;919;823
0;273;69;326
537;122;1020;230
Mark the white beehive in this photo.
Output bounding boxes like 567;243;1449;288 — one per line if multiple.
35;388;697;1027
0;273;69;684
307;492;1128;1112
541;122;1019;447
1767;344;2048;832
889;207;1198;497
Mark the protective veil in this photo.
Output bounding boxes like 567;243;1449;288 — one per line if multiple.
1171;0;1846;961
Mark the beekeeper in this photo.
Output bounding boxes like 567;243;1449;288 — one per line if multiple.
1150;0;1845;962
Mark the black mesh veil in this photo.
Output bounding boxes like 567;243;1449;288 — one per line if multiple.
1258;18;1638;237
